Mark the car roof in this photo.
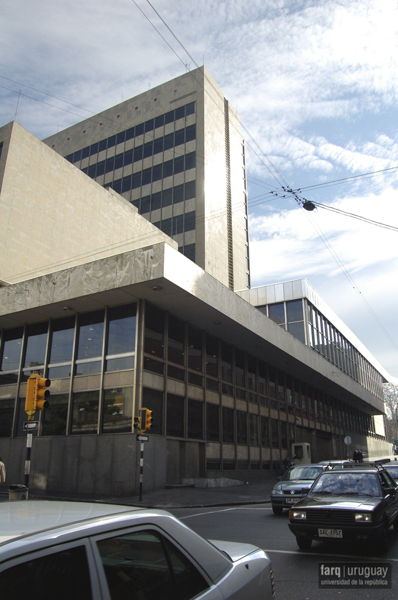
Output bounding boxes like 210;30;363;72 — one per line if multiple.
0;501;231;582
319;467;379;475
318;460;350;464
0;501;137;543
289;463;324;468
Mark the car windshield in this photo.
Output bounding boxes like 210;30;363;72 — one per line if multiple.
311;472;380;496
283;466;323;481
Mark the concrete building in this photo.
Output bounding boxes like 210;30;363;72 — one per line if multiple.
0;70;392;498
44;66;250;292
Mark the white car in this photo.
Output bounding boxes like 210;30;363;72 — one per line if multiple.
0;500;275;600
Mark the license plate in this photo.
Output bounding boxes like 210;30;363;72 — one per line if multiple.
285;498;298;504
318;528;343;539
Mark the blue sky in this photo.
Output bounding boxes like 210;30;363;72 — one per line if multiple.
1;0;397;378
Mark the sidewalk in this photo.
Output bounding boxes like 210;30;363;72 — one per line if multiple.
0;479;274;509
1;455;396;509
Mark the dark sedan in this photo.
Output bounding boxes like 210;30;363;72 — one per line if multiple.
270;464;325;515
288;467;398;553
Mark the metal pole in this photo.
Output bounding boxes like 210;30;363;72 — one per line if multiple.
139;440;144;501
24;433;32;488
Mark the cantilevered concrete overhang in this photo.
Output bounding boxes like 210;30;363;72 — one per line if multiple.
0;242;384;416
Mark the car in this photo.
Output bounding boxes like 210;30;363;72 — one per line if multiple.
318;460;354;469
288;466;398;553
0;500;275;600
270;464;325;515
383;463;398;483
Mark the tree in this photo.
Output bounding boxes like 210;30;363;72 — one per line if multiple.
383;383;398;443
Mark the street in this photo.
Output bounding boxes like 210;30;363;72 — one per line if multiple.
171;504;398;600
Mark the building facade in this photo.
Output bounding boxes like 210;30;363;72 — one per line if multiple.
44;67;250;291
0;243;391;496
0;69;392;498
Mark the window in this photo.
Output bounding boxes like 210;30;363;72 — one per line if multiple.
144;304;164;359
106;304;136;371
268;303;285;326
188;399;203;439
24;322;48;369
49;317;75;370
237;411;247;444
0;398;14;437
103;387;133;433
42;393;68;436
206;403;219;441
1;327;23;372
141;388;162;435
71;390;99;435
97;529;208;600
222;406;234;443
76;311;104;375
188;326;202;372
167;393;184;437
0;545;93;600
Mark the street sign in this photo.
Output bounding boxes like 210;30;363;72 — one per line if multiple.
344;436;352;445
137;434;149;442
23;421;38;431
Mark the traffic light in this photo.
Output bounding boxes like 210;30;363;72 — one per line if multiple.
25;376;36;421
134;416;142;431
144;409;153;431
25;374;50;421
140;407;153;431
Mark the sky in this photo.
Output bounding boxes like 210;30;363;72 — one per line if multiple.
1;0;398;379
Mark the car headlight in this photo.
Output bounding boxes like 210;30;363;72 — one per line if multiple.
291;510;307;520
355;513;373;523
272;489;283;495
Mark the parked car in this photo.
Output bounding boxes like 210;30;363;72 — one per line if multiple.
383;463;398;483
0;500;275;600
318;460;354;469
288;466;398;553
271;464;325;515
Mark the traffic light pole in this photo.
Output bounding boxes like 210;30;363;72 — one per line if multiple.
138;439;145;502
24;433;33;488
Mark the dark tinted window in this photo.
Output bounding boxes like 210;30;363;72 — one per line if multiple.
0;545;92;600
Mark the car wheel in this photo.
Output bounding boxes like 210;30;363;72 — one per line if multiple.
376;524;389;555
272;506;283;515
296;536;312;551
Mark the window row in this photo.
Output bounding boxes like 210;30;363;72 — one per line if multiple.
107;152;196;195
307;302;383;398
65;101;196;163
132;180;195;214
258;299;384;399
143;306;376;437
0;304;137;385
81;124;196;180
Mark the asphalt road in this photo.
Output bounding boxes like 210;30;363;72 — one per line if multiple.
171;503;398;600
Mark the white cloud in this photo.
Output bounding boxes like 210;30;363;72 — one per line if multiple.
1;0;398;375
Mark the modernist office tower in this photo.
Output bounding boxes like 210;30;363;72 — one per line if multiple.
44;67;250;291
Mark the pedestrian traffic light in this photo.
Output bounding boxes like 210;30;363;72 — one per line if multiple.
134;416;142;431
25;374;50;420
